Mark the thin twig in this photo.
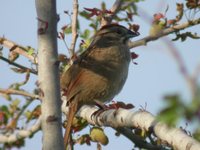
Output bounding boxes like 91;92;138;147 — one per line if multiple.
0;37;36;63
129;12;200;97
110;0;122;12
69;0;79;57
6;100;33;129
0;117;41;143
100;0;135;26
0;88;40;100
121;1;135;9
114;127;164;150
129;18;200;48
0;56;37;75
101;0;123;26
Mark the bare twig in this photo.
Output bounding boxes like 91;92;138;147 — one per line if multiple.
134;7;200;98
100;0;135;26
0;88;40;100
0;55;37;75
0;37;37;63
69;0;79;57
121;1;135;9
128;15;200;97
101;0;123;26
110;0;123;13
6;100;33;129
129;18;200;48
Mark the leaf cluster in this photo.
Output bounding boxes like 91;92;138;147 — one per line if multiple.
158;90;200;140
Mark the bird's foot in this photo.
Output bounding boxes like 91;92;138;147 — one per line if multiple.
90;100;110;120
91;100;134;120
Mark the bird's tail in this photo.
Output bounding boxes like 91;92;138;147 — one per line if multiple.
64;102;78;149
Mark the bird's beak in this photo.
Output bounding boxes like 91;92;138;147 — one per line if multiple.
127;30;140;38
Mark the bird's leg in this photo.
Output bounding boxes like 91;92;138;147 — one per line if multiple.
94;100;109;110
92;100;134;119
90;100;110;120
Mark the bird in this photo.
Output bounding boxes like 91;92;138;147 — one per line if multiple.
60;24;139;147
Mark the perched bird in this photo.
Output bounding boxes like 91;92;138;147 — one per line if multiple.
60;24;139;146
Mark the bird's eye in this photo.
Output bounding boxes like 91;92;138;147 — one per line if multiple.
116;29;122;35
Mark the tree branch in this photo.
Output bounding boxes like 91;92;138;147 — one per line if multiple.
101;0;124;26
100;0;136;26
69;0;79;57
73;105;200;150
0;56;37;75
35;0;64;149
132;8;200;98
114;127;164;150
128;18;200;49
0;117;41;144
6;100;33;130
2;104;200;149
0;37;37;63
0;88;40;100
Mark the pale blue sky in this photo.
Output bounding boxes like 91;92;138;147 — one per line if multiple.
0;0;200;149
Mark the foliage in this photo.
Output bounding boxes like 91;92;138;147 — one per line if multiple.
0;0;200;149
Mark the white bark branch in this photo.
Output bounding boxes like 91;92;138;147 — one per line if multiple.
35;0;64;150
0;117;41;143
1;104;200;150
75;105;200;150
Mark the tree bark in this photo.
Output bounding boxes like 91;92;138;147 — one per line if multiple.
35;0;64;150
67;105;200;150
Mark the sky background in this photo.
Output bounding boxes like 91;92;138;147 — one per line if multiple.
0;0;200;149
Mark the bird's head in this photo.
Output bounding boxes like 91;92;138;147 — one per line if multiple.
96;24;139;43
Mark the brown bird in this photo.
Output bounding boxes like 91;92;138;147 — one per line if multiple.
60;24;139;146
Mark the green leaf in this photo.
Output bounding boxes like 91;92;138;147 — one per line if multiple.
157;94;184;126
11;99;20;107
0;105;9;114
79;11;90;19
63;26;72;34
80;39;91;51
26;46;35;55
71;116;88;132
193;127;200;141
24;110;32;120
101;2;106;10
80;29;90;39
